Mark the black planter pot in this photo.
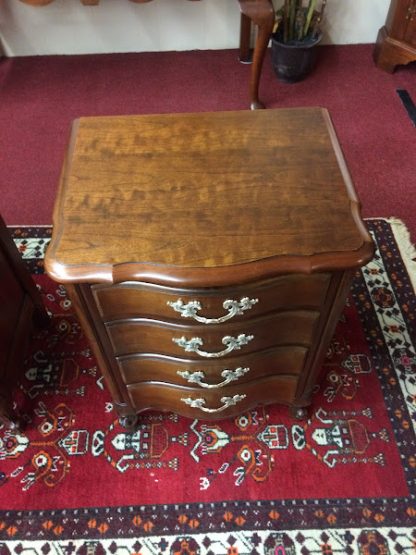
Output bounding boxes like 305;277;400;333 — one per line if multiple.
271;33;322;83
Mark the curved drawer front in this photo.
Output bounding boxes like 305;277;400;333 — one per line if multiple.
106;310;319;358
118;346;308;386
126;375;298;420
92;274;330;323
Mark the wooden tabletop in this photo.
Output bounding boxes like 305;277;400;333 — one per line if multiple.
45;108;374;286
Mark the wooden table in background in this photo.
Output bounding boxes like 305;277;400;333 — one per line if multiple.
45;108;374;428
17;0;274;109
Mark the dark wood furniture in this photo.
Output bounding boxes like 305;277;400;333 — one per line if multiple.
237;0;274;109
374;0;416;72
45;108;374;427
0;215;48;426
16;0;274;110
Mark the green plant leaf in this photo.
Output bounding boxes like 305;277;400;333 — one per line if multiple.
304;0;317;37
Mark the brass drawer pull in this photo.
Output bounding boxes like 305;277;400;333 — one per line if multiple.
172;333;254;358
180;394;246;413
167;297;258;324
177;367;250;388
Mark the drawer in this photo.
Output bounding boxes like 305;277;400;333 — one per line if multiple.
106;310;319;358
118;346;308;386
92;274;330;323
126;375;298;420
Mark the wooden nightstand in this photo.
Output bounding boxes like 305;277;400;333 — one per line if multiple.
45;108;374;427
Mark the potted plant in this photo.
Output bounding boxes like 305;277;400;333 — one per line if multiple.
271;0;327;82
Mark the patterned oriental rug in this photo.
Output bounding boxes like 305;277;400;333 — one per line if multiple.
0;218;415;553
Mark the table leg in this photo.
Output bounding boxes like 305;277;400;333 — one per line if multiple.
239;12;252;63
238;0;274;110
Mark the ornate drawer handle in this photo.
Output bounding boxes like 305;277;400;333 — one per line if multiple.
172;334;254;358
167;297;258;324
177;367;250;388
180;394;246;413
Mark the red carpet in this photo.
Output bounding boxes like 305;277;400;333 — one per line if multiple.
0;218;415;552
1;45;416;243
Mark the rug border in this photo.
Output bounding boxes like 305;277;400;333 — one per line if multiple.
366;217;416;293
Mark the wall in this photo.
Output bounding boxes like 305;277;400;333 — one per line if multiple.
0;0;391;57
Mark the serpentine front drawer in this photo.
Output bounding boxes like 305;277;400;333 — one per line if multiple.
92;273;330;323
117;345;308;387
105;310;319;358
125;375;299;421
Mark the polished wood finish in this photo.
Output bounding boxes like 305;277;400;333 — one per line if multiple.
374;0;416;72
238;0;275;109
16;0;274;110
92;274;330;322
105;310;319;357
118;346;307;385
126;375;298;421
45;108;374;424
0;215;49;426
46;109;372;287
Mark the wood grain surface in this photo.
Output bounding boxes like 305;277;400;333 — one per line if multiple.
45;108;374;286
92;273;330;323
105;309;319;357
